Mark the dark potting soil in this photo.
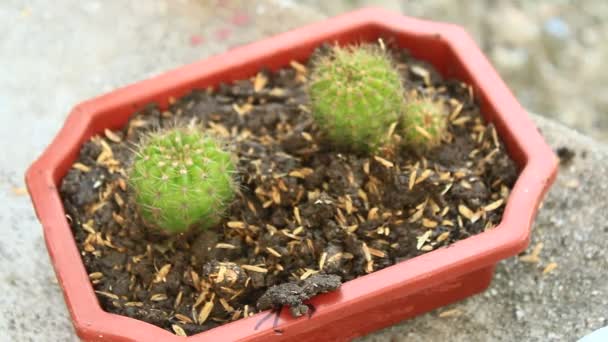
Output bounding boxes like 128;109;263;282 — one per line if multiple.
59;42;518;336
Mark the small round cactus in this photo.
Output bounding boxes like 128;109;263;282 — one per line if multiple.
308;44;405;153
400;95;447;151
129;127;237;234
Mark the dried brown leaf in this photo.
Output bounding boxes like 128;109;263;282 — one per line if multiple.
373;156;394;168
422;218;438;228
253;73;268;92
227;221;246;229
175;314;193;324
367;247;386;258
150;293;168;301
319;252;328;271
290;60;307;74
104;129;122;143
153;264;172;283
198;300;214;324
241;265;268;273
95;291;118;300
543;262;558;275
439;308;463;318
215;243;236;249
436;232;450;243
172;325;187;336
416;230;433;250
361;242;372;262
72;163;91;172
300;269;318;280
289;168;314;179
265;247;282;258
483;199;504;212
88;272;103;280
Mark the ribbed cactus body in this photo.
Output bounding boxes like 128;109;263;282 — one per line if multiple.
308;45;405;153
401;97;447;151
129;128;236;233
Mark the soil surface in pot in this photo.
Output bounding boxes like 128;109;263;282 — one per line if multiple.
60;42;517;336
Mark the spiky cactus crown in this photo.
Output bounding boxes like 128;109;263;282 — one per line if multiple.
308;44;405;153
129;127;237;234
401;95;447;151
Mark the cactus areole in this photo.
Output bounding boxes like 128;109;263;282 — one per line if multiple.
129;128;236;233
308;45;404;153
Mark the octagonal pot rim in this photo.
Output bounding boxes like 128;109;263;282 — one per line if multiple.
25;7;558;342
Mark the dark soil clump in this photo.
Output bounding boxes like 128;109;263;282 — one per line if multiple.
556;146;575;166
257;274;341;317
60;42;517;336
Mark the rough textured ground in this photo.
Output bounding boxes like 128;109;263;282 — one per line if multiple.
0;1;605;341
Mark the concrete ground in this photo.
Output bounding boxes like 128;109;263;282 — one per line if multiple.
0;1;605;341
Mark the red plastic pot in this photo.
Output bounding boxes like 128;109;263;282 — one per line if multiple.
26;8;558;342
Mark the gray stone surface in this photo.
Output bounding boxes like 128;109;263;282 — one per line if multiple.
1;1;606;341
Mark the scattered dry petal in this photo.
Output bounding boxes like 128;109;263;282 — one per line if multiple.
290;60;307;74
436;231;450;243
253;73;268;92
104;129;122;143
95;291;118;300
198;301;214;324
241;265;268;273
88;272;103;280
289;168;314;179
233;103;253;115
367;247;386;258
153;264;172;283
11;187;28;196
374;156;394;168
172;324;187;336
215;243;236;249
319;252;327;270
458;204;480;222
265;247;282;258
520;242;544;263
361;242;372;262
408;170;417;190
409;207;424;223
300;268;319;280
483;199;504;212
175;314;193;324
150;293;168;301
543;262;558;275
227;221;246;229
439;308;463;318
422;218;438;228
416;230;433;250
72;163;91;172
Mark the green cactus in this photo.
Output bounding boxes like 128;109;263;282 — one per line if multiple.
308;44;405;153
129;127;237;234
401;95;447;151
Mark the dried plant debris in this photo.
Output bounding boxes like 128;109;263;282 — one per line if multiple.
59;41;517;336
556;146;575;166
